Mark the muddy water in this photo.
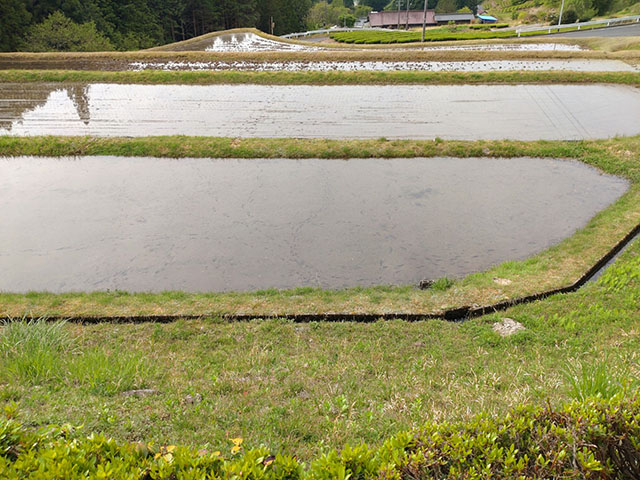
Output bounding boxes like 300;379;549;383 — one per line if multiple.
129;59;638;72
2;83;640;140
0;156;627;293
204;32;322;52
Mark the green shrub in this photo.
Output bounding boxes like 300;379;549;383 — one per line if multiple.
3;397;640;478
20;11;114;52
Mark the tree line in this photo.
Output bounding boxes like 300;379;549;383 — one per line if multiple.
1;0;481;52
1;0;315;51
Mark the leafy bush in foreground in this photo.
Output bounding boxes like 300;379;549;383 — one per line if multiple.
2;396;640;478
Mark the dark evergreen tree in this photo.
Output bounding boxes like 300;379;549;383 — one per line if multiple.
0;0;32;51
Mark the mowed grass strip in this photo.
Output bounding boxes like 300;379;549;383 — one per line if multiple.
1;136;639;318
2;240;640;461
1;69;640;85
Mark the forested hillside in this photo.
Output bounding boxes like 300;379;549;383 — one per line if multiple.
2;0;482;52
485;0;639;24
0;0;312;51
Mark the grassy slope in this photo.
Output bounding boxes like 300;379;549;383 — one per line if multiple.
1;69;640;85
1;239;639;462
1;136;639;317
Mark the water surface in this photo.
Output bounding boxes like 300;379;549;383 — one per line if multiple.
0;156;628;292
129;59;637;72
1;83;639;140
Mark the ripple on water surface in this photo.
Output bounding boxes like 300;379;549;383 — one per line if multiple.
0;156;628;292
1;83;640;140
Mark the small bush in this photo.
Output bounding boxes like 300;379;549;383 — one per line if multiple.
21;11;114;52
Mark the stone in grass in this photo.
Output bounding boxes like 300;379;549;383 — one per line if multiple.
492;318;525;337
493;277;512;286
184;393;203;404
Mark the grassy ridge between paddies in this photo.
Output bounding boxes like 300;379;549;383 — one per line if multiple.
2;395;640;478
1;136;640;318
1;69;640;85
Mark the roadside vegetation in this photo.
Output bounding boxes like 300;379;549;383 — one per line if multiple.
1;135;639;318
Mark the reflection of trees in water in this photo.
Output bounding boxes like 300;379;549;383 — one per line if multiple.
67;85;90;125
0;84;91;132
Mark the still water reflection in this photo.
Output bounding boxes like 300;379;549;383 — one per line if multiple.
0;156;628;292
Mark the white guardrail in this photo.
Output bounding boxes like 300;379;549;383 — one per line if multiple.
515;14;640;37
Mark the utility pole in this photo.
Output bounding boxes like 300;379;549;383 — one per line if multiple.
558;0;565;26
421;0;428;41
406;0;410;29
397;0;401;29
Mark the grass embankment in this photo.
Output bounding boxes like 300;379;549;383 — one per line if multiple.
1;136;639;318
330;21;640;44
1;69;640;85
1;243;640;461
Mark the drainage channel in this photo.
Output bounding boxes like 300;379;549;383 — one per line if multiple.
2;221;639;325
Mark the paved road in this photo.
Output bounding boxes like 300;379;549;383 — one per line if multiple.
548;22;640;37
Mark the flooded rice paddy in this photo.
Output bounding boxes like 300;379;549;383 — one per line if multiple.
128;59;637;72
0;156;627;293
200;32;322;52
1;83;640;140
173;31;583;52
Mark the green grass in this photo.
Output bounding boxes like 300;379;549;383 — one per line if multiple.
1;237;640;461
331;28;516;44
330;21;640;44
0;318;154;395
1;69;639;85
1;136;640;318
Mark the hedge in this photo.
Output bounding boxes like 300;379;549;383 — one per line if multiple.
330;30;515;44
2;396;640;478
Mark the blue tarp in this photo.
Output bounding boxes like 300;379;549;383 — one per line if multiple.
477;15;498;21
